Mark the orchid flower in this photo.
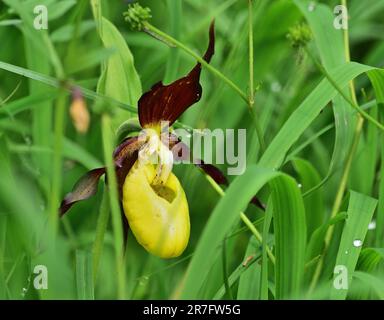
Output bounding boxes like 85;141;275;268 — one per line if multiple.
60;22;262;259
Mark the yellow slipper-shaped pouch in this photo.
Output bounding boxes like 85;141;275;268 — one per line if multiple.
122;161;190;258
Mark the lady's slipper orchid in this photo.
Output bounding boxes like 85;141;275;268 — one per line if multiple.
60;23;262;258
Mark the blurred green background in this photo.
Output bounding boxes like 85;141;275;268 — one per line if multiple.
1;0;384;300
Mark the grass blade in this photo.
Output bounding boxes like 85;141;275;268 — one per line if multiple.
271;176;306;299
330;191;377;299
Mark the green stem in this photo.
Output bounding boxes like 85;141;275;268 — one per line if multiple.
49;91;66;235
92;190;110;283
143;22;248;103
204;175;275;264
222;237;233;299
101;114;126;299
247;0;265;152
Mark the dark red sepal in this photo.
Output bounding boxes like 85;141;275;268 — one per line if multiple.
59;168;106;216
138;22;215;127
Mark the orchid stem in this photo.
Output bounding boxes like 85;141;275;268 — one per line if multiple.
142;22;249;103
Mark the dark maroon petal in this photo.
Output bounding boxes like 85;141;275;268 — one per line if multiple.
167;133;191;161
60;168;106;216
250;196;266;210
138;21;215;127
60;137;144;216
196;161;228;185
113;136;143;199
113;136;144;167
116;150;139;199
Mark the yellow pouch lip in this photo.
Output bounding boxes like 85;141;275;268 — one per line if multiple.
122;161;190;258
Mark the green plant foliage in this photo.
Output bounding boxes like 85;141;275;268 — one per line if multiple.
0;0;383;301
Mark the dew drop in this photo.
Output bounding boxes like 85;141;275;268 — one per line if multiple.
345;250;349;255
368;220;376;230
298;183;303;188
271;81;282;93
308;1;316;12
24;136;32;145
353;239;363;248
21;287;27;297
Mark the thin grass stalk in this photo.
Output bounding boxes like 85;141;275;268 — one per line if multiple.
205;175;276;264
92;190;110;283
101;114;126;299
248;0;265;152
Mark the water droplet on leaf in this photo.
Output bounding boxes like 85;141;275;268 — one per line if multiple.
308;2;316;12
368;221;376;230
271;81;282;92
353;239;363;248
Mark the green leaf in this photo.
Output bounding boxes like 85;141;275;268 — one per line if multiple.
330;191;377;300
180;165;279;299
294;0;355;185
271;176;307;299
237;237;262;299
368;69;384;247
259;62;374;169
51;21;95;43
76;250;95;300
215;238;262;300
352;271;384;300
99;18;142;111
292;157;324;237
260;200;273;300
357;248;384;273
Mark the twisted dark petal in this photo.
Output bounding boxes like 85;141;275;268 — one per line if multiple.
138;21;215;127
196;161;228;185
59;168;106;216
115;149;139;199
251;196;266;210
60;136;143;216
113;136;143;167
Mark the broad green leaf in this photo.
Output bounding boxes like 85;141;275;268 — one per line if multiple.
292;157;324;237
237;237;262;300
76;250;95;300
271;176;306;299
164;0;182;83
260;200;273;300
357;248;384;273
331;191;377;299
294;0;355;184
368;69;384;246
215;239;261;300
352;271;384;300
180;166;279;299
99;18;142;114
259;62;374;169
51;21;95;43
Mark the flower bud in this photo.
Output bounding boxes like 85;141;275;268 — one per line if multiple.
70;88;90;134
